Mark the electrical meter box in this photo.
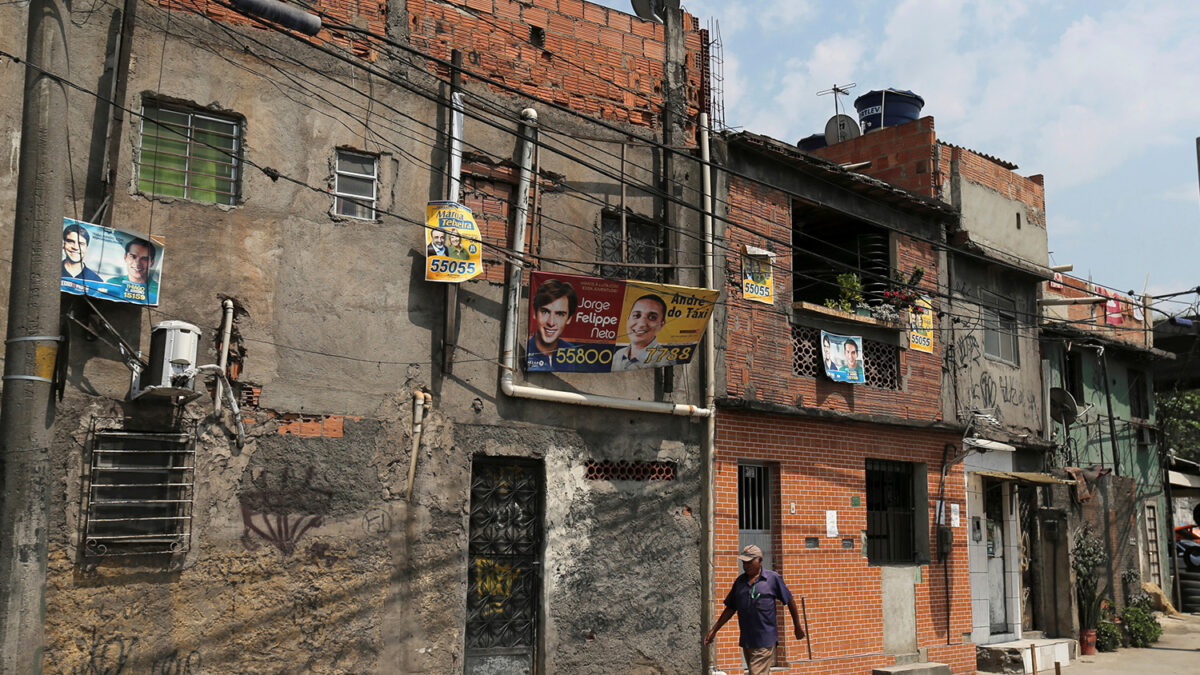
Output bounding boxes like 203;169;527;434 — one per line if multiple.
132;320;201;400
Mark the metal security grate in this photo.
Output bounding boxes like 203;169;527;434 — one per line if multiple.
791;326;821;377
794;325;901;390
585;460;676;481
81;421;196;557
863;339;901;390
865;458;915;564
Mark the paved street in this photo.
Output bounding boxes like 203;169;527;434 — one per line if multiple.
1057;613;1200;674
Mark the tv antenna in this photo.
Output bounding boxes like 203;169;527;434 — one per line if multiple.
817;83;856;119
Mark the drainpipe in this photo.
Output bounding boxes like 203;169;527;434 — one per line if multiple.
699;112;716;670
499;109;713;419
405;390;431;502
1096;346;1121;476
214;299;235;414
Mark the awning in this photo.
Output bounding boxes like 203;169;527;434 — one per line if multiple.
964;437;1016;452
972;470;1076;485
1170;470;1200;490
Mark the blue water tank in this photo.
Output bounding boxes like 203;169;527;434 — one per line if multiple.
797;133;827;151
854;89;924;132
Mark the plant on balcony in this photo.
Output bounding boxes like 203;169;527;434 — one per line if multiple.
882;266;926;313
824;272;864;314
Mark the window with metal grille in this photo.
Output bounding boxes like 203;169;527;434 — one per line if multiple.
738;463;774;570
585;460;676;481
81;424;196;558
334;149;378;219
600;211;667;282
865;458;918;565
982;291;1019;365
138;101;241;205
792;326;901;390
791;325;821;377
862;339;901;390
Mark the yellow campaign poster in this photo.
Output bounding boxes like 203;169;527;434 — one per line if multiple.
526;272;718;373
741;244;774;304
425;201;483;283
908;296;934;353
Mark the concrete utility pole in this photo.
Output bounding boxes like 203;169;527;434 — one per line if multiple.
0;0;69;668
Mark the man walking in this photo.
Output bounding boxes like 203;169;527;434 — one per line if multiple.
704;545;804;674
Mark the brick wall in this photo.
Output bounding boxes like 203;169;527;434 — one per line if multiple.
1044;273;1150;348
713;411;975;674
723;175;944;420
947;145;1045;229
408;0;707;134
158;0;386;59
811;117;942;198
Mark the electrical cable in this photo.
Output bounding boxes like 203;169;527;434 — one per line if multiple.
4;7;1161;345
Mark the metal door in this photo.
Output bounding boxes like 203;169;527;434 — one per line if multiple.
738;463;774;571
465;459;542;675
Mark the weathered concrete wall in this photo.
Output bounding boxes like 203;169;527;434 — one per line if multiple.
947;259;1043;436
1;0;712;671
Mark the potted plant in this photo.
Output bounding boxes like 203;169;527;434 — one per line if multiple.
1072;525;1107;654
881;266;926;316
824;273;864;314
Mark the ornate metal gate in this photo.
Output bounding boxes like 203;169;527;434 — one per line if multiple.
465;459;542;674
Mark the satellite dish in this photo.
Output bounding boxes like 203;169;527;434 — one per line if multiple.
1049;387;1078;425
631;0;677;22
824;114;861;144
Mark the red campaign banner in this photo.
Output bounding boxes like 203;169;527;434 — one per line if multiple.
526;271;717;373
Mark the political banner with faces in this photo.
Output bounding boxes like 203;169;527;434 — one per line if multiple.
908;296;934;353
60;217;164;306
424;201;483;283
526;271;718;373
821;331;865;384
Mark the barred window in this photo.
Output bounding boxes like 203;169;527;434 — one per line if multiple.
585;460;676;481
600;211;667;282
82;424;196;558
334;149;378;220
865;458;918;564
138;101;241;205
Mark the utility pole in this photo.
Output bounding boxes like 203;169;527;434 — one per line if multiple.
0;0;69;668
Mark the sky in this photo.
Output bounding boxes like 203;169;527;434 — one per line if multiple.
594;0;1200;309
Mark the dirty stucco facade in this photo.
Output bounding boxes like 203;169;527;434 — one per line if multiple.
0;0;712;671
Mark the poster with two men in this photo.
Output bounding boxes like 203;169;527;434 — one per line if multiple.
526;271;718;373
60;218;164;306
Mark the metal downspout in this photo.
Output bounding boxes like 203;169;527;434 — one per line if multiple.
499;109;712;418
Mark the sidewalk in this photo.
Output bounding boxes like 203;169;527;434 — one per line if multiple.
1057;612;1200;674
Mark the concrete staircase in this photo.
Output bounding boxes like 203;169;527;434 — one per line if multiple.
976;635;1076;674
871;662;951;675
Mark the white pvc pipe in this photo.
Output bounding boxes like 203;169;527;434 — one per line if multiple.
499;108;712;419
699;112;717;669
448;92;464;202
214;299;234;414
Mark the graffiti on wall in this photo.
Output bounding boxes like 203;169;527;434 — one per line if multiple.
63;629;201;675
239;467;333;556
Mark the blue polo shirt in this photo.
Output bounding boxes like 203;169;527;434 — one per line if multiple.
724;568;793;648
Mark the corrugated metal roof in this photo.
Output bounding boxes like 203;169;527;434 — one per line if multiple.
940;142;1018;170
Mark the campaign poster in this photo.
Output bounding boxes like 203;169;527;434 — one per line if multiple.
741;245;774;305
424;201;483;283
60;218;164;306
821;331;865;383
1095;285;1124;326
525;271;718;373
908;296;934;354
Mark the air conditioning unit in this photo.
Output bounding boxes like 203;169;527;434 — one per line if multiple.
132;320;201;400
